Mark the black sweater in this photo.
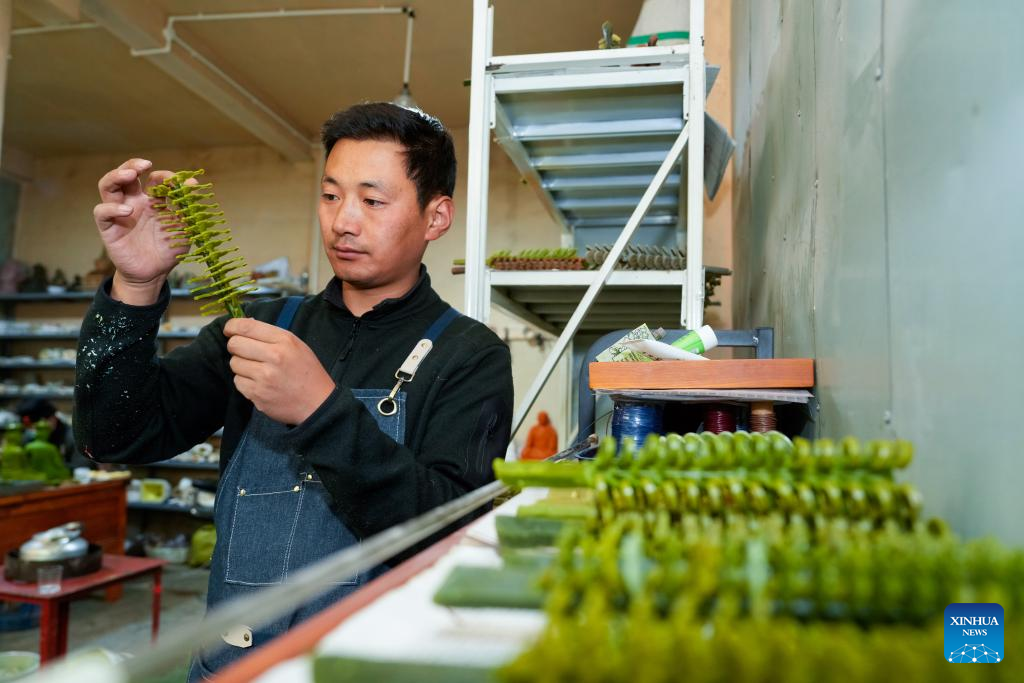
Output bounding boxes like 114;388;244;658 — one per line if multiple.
74;269;513;540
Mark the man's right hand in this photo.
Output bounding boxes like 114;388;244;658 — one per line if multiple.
93;159;192;305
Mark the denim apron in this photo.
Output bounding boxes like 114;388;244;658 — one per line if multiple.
189;298;459;680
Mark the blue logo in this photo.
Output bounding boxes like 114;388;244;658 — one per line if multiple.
945;603;1003;663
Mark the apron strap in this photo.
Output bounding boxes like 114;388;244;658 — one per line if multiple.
423;306;461;342
274;296;304;330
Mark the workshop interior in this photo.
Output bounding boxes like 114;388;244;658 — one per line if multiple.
0;1;1020;681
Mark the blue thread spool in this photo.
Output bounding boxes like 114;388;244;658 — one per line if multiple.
611;400;664;447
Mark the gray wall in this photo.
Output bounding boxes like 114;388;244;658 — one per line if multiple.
732;0;1024;543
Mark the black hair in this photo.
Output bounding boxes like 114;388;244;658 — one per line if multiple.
320;102;456;210
16;398;56;422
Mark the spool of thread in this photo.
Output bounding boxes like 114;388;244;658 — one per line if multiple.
703;404;736;434
611;401;664;446
749;401;777;433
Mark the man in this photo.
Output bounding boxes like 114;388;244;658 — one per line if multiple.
76;103;513;679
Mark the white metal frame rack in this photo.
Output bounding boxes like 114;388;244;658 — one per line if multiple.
465;0;708;435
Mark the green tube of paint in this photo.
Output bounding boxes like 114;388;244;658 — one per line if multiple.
670;325;718;354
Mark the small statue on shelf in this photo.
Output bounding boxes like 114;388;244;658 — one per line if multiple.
51;268;69;291
520;411;559;461
20;263;49;293
0;259;30;294
84;249;116;289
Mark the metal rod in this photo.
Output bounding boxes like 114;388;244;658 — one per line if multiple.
402;10;414;87
11;22;98;36
685;0;706;329
118;480;508;682
510;123;691;437
169;8;406;24
127;5;412;156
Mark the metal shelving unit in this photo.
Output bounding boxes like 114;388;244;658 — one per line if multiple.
465;0;712;434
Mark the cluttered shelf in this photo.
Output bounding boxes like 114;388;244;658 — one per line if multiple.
487;267;730;334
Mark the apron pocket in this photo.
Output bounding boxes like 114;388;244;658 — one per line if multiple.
224;486;301;586
285;478;360;585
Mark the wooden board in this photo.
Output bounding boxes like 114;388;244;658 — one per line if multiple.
589;359;814;390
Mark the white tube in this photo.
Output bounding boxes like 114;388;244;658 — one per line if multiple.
620;338;709;361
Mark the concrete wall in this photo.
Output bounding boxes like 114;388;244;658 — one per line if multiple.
732;0;1024;542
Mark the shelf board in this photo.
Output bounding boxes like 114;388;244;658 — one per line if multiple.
589;359;816;390
595;387;814;404
0;331;200;340
0;359;76;369
488;269;728;334
132;459;220;471
127;500;214;519
0;390;73;400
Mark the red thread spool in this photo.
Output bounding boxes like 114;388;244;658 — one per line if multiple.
703;404;736;434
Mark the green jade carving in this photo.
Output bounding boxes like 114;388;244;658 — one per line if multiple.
147;170;256;318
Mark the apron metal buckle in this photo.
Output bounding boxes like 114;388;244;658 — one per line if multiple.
377;376;405;416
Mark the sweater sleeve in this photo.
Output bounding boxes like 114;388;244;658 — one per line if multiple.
73;278;235;464
292;341;513;539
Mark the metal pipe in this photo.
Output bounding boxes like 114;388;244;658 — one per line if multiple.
131;6;408;56
402;10;415;87
168;7;405;24
128;5;414;149
11;22;98;36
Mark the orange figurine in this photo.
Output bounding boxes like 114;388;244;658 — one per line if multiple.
520;411;558;461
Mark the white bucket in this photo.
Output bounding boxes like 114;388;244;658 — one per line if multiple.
629;0;690;46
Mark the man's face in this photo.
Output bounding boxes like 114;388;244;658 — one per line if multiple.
318;138;449;290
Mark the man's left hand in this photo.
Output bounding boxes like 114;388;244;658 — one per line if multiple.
224;318;335;425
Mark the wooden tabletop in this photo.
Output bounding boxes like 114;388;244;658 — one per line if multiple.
0;554;164;601
0;479;128;507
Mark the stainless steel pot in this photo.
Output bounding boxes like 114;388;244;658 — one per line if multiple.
19;522;89;561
